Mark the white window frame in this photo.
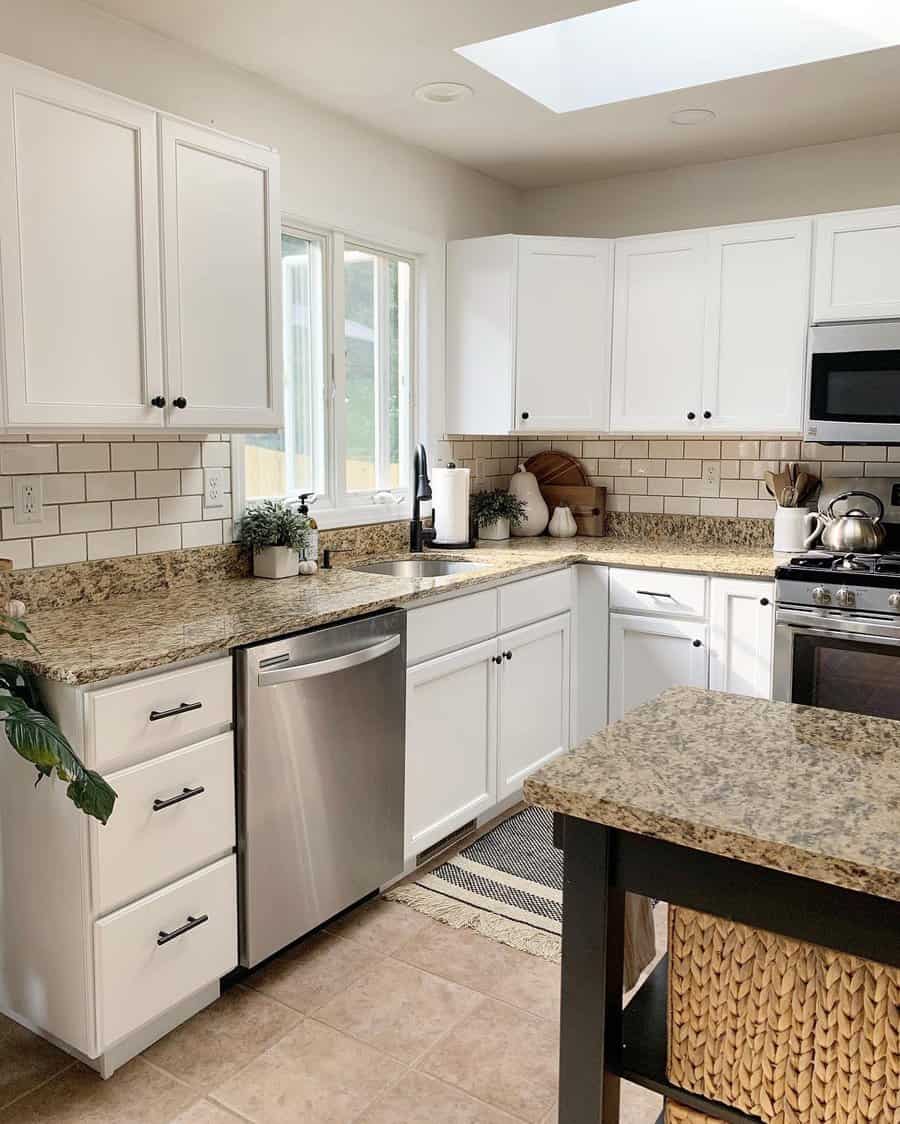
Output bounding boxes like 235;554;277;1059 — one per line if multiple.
233;223;418;530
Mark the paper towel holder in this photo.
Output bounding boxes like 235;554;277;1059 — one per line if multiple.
427;458;476;550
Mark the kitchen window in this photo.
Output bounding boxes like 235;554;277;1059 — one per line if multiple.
238;225;415;524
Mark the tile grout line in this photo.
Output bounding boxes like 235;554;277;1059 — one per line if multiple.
0;1059;77;1114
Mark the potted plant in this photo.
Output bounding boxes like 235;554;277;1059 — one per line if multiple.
0;610;116;824
238;499;309;579
471;489;527;541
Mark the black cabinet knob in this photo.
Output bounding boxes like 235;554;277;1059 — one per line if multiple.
687;411;696;420
173;396;188;409
151;396;166;408
760;597;770;606
492;654;502;665
521;411;529;420
703;410;712;419
503;650;512;660
692;639;702;647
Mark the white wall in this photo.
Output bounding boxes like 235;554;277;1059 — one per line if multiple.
520;131;900;237
0;0;519;452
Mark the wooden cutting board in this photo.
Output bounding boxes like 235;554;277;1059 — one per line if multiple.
524;451;588;487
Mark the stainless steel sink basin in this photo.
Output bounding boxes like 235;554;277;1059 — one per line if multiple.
350;558;487;578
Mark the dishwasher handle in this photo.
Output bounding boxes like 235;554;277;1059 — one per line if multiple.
257;633;401;687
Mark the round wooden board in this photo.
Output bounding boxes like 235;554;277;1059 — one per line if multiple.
524;450;589;487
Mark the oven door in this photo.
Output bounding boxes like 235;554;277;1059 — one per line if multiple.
806;322;900;444
775;608;900;719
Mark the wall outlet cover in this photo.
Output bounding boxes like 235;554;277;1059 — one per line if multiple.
204;467;225;511
703;461;721;488
13;476;44;525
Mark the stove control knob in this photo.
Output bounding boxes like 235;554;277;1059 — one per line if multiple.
834;587;856;608
889;593;900;611
811;586;831;605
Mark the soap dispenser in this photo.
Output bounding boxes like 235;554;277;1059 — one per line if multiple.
298;493;319;563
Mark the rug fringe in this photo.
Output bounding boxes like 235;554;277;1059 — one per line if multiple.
385;883;561;963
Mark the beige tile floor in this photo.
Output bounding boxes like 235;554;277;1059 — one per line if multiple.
0;898;665;1123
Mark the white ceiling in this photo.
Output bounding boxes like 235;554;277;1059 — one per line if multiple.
86;0;900;189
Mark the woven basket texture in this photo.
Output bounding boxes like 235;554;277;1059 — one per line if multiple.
665;907;900;1124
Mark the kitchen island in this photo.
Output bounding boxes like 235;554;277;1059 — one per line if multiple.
524;687;900;1124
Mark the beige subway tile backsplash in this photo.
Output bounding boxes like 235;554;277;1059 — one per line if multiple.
58;443;108;473
86;472;135;501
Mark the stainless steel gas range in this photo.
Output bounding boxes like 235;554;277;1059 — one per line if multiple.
774;477;900;718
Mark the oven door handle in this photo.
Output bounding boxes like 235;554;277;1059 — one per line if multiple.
777;611;900;647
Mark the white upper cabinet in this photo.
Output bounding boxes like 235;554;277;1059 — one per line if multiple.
446;235;612;434
0;59;164;429
610;232;707;433
813;206;900;323
159;118;281;430
702;220;811;433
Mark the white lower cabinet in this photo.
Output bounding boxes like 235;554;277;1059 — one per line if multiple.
497;615;570;801
709;578;774;698
405;640;498;861
609;613;708;722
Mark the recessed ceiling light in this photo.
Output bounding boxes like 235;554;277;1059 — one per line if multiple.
414;82;473;105
670;108;717;126
456;0;900;114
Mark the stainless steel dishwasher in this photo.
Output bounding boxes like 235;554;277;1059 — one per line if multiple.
236;610;405;968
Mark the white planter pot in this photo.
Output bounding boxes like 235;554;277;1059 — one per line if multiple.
478;517;510;541
253;545;300;580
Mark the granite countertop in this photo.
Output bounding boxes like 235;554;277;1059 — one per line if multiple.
524;686;900;903
2;537;777;686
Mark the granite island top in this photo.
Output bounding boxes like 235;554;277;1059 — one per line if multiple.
524;686;900;903
2;537;777;686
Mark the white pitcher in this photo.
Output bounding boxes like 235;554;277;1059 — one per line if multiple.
774;506;821;553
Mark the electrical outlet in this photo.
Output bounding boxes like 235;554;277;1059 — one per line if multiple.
703;461;720;488
204;467;225;511
13;476;43;525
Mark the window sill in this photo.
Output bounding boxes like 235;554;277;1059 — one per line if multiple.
313;503;411;530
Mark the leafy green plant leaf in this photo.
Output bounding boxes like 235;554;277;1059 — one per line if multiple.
237;499;309;552
0;613;37;651
470;489;528;529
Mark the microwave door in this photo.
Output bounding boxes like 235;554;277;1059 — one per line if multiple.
806;322;900;443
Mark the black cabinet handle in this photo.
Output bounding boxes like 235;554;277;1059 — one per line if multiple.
703;410;712;419
503;650;512;660
760;597;770;606
173;396;188;409
492;654;502;664
151;396;166;408
692;639;702;647
687;411;696;421
149;701;203;722
157;914;209;946
153;785;205;812
521;411;529;420
636;590;674;599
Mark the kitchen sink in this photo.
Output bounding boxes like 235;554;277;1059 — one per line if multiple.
350;558;487;578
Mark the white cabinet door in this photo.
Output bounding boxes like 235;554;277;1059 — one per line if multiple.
515;238;611;432
609;613;708;722
446;236;516;435
814;206;900;323
160;117;281;430
709;578;774;699
703;220;811;434
0;59;164;429
497;613;570;801
611;232;707;433
405;639;497;861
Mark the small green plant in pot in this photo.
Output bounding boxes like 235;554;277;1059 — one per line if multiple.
238;499;309;579
471;490;527;542
0;611;116;824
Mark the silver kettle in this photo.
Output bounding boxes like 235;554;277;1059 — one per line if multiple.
813;491;886;553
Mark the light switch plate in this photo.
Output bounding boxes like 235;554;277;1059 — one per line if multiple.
13;476;44;525
204;467;225;511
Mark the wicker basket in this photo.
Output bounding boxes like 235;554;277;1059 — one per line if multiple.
664;906;900;1124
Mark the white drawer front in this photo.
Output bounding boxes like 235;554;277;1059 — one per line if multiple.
94;855;237;1049
609;568;707;619
87;658;232;771
93;733;235;915
406;589;498;664
499;569;571;632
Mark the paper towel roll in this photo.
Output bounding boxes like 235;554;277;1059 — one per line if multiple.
432;466;470;545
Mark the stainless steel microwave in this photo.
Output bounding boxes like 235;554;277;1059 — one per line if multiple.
806;321;900;444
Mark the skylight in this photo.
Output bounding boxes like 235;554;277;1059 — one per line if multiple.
455;0;900;114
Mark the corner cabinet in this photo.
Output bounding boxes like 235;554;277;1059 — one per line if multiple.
159;118;281;430
0;53;282;432
813;206;900;322
446;235;612;435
